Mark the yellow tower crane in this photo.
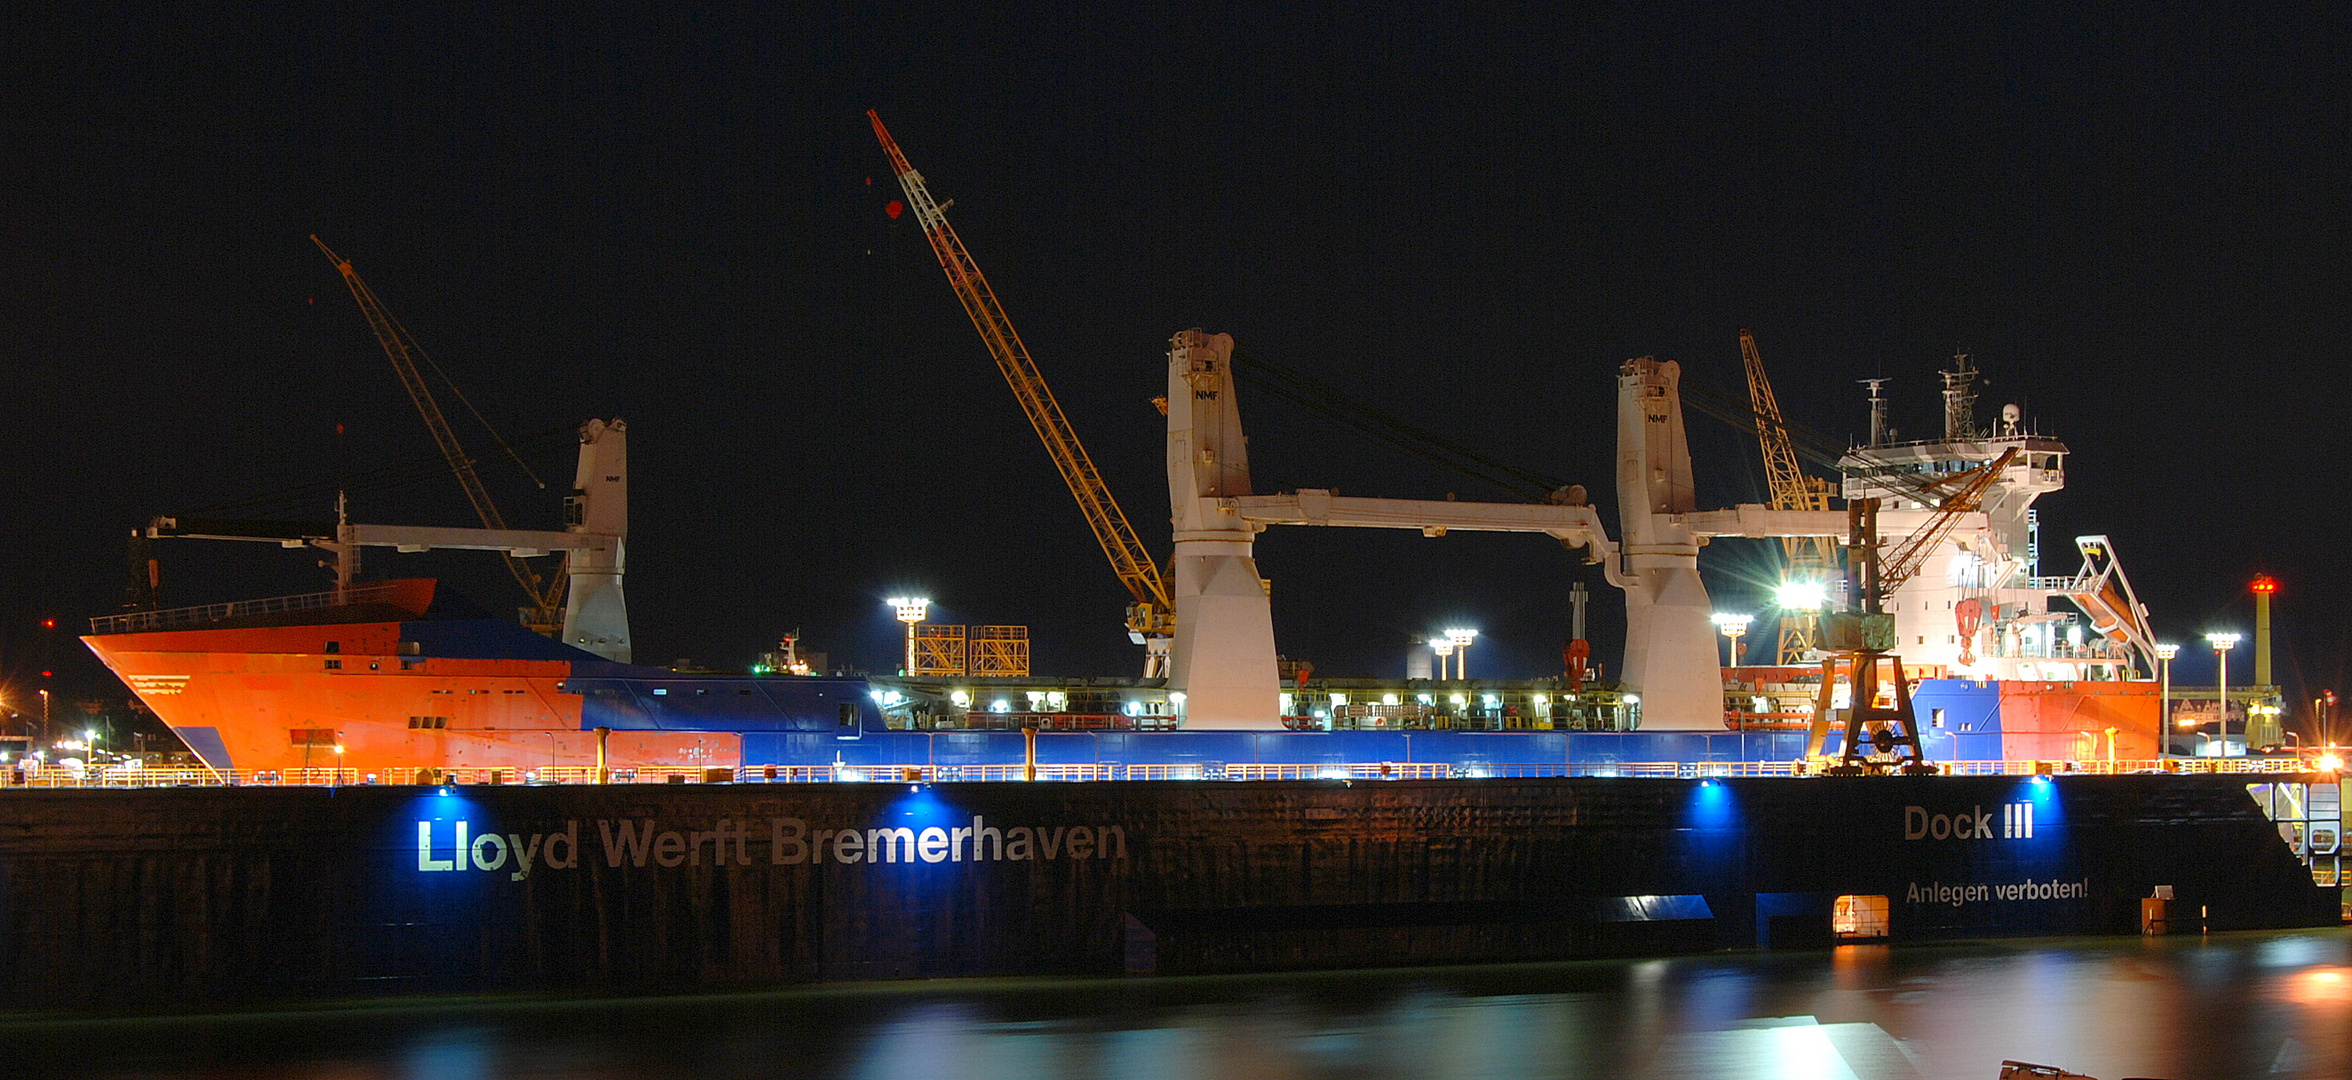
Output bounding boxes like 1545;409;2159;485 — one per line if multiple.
312;236;565;634
1739;328;1839;664
867;113;1176;672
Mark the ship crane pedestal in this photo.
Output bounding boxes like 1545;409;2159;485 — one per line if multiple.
1163;330;1279;729
1612;358;1723;731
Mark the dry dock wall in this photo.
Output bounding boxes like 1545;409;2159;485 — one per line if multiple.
0;776;2334;1008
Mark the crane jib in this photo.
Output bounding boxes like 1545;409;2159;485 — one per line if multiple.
312;236;563;627
869;112;1175;620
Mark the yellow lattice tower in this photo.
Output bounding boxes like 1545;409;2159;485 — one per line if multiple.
1741;329;1839;664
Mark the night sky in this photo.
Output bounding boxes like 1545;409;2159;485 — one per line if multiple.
7;7;2349;730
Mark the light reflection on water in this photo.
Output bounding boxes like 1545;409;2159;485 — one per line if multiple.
10;929;2350;1080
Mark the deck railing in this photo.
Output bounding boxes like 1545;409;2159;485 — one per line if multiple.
90;581;411;635
2;757;2331;789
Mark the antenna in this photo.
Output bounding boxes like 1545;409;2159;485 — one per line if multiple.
1941;352;1978;440
1859;377;1890;448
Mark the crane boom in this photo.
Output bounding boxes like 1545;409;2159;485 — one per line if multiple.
311;236;563;631
1873;446;2019;597
867;112;1175;647
1740;328;1838;663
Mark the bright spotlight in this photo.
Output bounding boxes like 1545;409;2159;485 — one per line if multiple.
1774;580;1829;611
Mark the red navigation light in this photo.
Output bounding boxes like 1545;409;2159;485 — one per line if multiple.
41;618;55;629
885;200;904;219
2253;575;2280;595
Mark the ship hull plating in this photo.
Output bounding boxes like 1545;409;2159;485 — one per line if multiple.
0;775;2334;1007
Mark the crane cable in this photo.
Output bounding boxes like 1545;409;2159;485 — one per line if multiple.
185;423;581;518
1226;345;1575;503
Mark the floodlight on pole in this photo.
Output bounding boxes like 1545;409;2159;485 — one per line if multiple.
2208;632;2240;756
1711;612;1754;667
1430;638;1456;680
1443;628;1478;680
887;596;931;676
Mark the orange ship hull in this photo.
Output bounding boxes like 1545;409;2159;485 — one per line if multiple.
84;581;746;775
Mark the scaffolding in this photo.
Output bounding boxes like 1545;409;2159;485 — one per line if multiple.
911;624;968;677
969;625;1032;678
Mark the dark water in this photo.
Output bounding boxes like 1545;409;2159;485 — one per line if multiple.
9;929;2350;1080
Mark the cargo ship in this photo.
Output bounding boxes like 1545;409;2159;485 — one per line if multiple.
81;573;2179;778
83;350;2186;776
80;575;1819;776
43;355;2348;1012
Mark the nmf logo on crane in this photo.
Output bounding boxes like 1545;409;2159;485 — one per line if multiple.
1905;802;2039;841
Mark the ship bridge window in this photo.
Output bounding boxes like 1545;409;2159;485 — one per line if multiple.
323;641;340;654
324;659;342;670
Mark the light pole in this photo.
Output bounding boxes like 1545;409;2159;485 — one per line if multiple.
2156;643;2179;755
887;597;931;676
2208;632;2241;756
1711;612;1754;668
1444;628;1478;680
1431;638;1456;680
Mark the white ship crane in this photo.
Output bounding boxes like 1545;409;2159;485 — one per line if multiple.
143;419;633;661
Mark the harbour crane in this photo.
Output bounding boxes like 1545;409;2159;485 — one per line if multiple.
1739;329;1839;664
1809;447;2021;773
867;112;1176;674
311;236;565;634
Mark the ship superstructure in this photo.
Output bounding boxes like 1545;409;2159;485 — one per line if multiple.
1837;357;2153;683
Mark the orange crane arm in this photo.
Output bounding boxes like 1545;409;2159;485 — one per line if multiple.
312;236;561;625
1875;447;2020;594
867;113;1174;627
